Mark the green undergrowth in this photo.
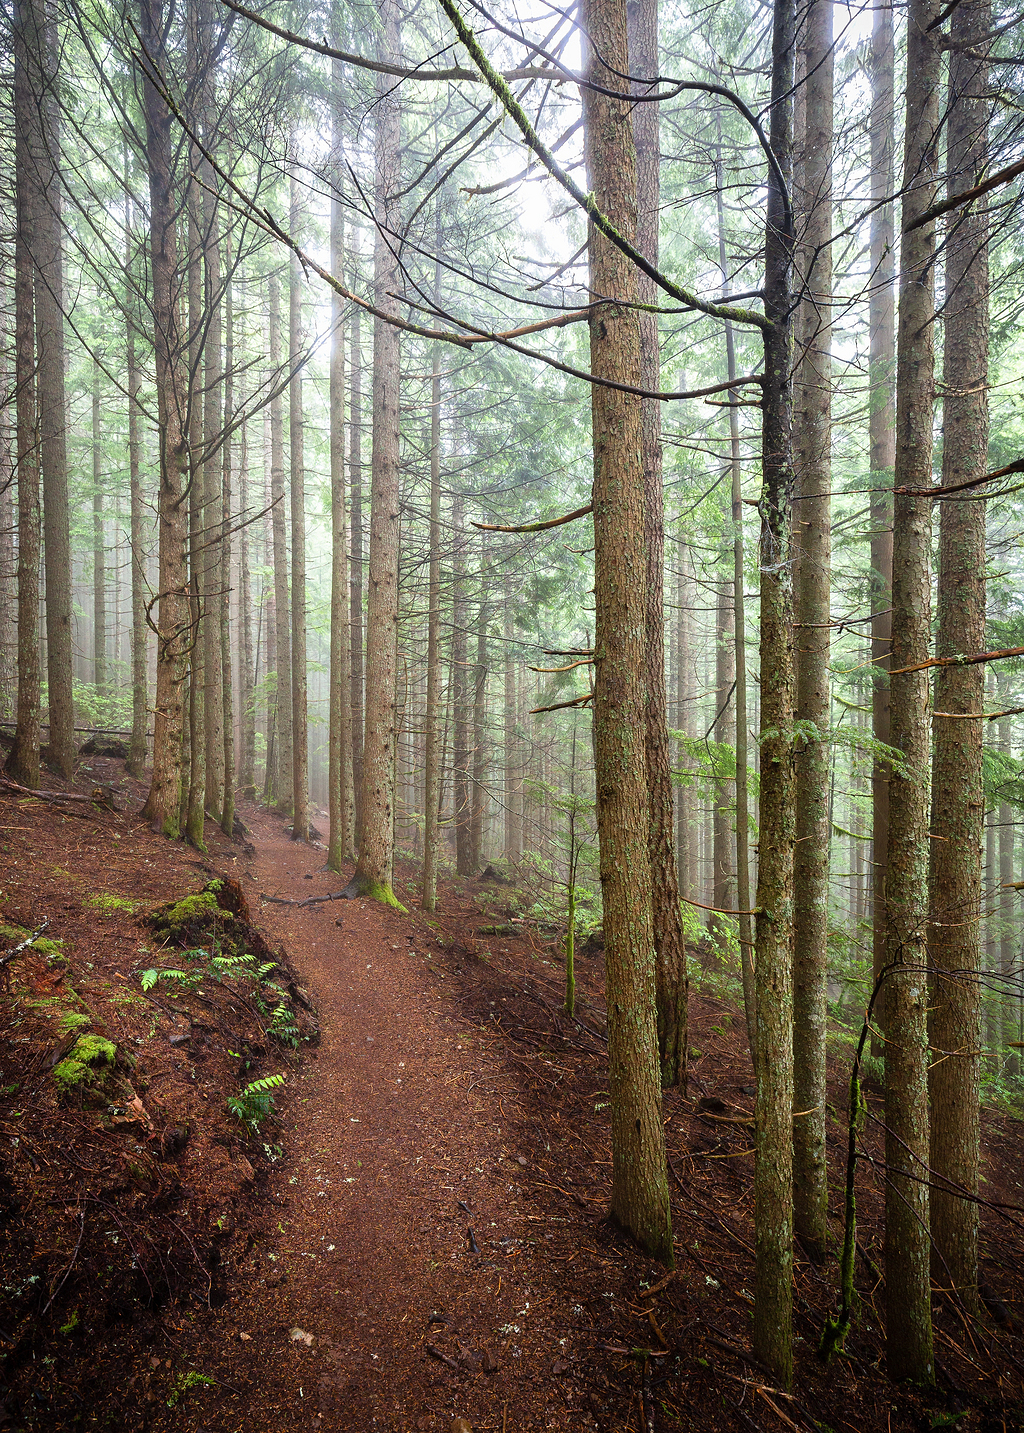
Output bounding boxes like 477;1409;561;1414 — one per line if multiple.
52;1035;117;1099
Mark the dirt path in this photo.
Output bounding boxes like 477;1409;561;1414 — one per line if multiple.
186;812;602;1433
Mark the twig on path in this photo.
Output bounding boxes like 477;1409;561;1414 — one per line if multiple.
425;1343;463;1372
1;919;49;967
260;888;347;909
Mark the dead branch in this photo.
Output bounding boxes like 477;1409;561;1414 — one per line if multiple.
889;644;1024;675
904;155;1024;233
473;503;593;534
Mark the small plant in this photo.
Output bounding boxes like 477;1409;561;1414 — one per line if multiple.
166;1371;215;1409
267;1001;300;1048
227;1074;285;1134
88;893;140;915
139;967;202;995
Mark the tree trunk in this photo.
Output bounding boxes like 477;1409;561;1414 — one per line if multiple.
138;0;191;837
712;127;755;1057
627;0;687;1090
710;568;735;943
349;303;365;844
346;0;405;908
220;259;235;836
201;79;224;823
927;0;989;1310
27;0;73;779
581;0;672;1265
92;360;107;696
289;168;309;843
184;146;206;849
328;91;355;873
0;350;14;722
126;185;148;780
503;577;521;864
269;269;292;815
9;7;40;790
752;0;797;1385
791;0;833;1263
470;577;489;873
238;401;257;799
869;0;896;1054
452;497;472;876
421;335;443;908
885;0;941;1384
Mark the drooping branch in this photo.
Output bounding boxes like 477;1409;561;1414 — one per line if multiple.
436;0;772;331
219;0;562;83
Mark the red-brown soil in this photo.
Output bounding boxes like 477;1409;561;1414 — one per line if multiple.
1;758;1024;1432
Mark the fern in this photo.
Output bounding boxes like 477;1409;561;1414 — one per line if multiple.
227;1074;286;1133
267;1002;300;1048
139;967;201;993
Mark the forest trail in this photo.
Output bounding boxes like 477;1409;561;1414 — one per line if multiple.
193;810;599;1433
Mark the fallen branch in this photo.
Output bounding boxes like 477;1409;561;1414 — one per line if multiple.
0;775;117;808
260;888;347;909
0;920;49;976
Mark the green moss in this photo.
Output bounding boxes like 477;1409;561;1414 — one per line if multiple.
150;884;229;934
59;1310;80;1336
53;1036;117;1098
358;877;408;913
56;1011;91;1037
0;925;66;960
88;894;140;915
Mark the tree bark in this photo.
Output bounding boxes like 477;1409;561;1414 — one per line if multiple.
92;361;107;696
470;576;489;872
885;0;940;1385
201;43;224;824
421;333;443;908
125;183;148;780
869;0;896;1054
269;269;292;815
238;398;257;800
581;0;672;1265
8;6;40;790
346;0;405;908
289;167;309;843
452;496;472;876
927;0;989;1310
752;0;797;1386
138;0;191;837
220;257;235;836
349;303;365;844
627;0;687;1090
791;0;833;1263
27;0;73;780
328;84;355;873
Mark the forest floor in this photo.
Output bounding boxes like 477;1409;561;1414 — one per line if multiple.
2;753;1024;1432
